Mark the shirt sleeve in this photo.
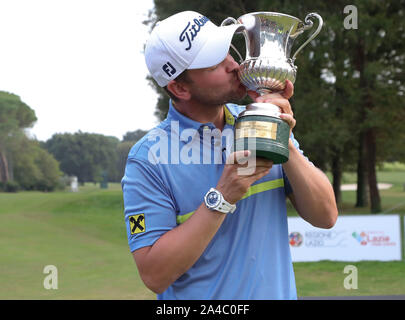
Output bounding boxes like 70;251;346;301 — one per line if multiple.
122;158;177;253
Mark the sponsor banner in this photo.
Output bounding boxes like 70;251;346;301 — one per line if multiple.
288;215;402;262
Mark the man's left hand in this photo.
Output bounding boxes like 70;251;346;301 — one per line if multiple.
247;80;296;137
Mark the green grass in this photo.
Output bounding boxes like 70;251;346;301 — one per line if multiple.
1;170;405;299
294;261;405;297
380;162;405;172
0;183;155;300
338;171;405;215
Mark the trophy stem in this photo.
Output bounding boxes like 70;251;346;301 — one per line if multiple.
257;88;272;96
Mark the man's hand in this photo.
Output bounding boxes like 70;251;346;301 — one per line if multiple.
247;79;296;137
216;150;273;204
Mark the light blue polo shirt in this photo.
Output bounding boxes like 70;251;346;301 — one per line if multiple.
121;100;305;300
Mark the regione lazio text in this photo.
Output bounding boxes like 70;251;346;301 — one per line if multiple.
288;215;402;262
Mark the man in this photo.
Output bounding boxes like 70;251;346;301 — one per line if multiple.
122;11;338;299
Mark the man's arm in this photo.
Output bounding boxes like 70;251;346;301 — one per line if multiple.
133;202;226;294
252;80;338;229
284;140;338;228
132;150;273;294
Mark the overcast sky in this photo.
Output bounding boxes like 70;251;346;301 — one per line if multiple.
0;0;159;141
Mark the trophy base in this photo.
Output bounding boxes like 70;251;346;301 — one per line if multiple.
235;138;289;164
234;114;290;164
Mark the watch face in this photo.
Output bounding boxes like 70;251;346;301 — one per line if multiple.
207;191;220;207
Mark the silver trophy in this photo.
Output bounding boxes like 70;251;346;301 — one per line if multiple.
222;12;323;163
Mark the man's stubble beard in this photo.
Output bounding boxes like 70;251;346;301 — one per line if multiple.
189;83;247;107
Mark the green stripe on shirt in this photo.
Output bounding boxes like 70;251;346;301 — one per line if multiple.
176;178;284;224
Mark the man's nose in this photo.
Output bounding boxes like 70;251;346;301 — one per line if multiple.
225;54;240;73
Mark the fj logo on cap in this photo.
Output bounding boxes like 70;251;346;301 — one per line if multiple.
129;214;146;234
162;62;176;77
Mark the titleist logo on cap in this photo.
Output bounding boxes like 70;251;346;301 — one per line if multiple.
179;16;210;51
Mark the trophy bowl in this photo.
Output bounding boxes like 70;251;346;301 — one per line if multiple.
222;12;323;164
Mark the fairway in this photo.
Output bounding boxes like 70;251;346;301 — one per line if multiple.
0;184;155;300
1;178;404;299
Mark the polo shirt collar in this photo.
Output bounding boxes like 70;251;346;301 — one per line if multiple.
167;99;236;134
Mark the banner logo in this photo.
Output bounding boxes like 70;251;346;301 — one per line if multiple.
352;231;395;246
289;232;303;247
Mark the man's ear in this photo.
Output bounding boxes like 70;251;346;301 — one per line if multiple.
167;80;191;101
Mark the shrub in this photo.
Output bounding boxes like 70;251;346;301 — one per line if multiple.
4;181;20;193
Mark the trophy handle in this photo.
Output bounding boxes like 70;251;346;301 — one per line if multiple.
221;17;245;64
291;13;323;61
221;17;238;27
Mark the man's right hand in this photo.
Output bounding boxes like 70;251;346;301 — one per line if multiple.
216;150;273;204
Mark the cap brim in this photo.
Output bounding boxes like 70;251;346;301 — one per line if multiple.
188;24;244;69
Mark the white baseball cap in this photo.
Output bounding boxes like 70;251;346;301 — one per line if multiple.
145;11;244;87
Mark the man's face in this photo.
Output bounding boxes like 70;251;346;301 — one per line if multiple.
185;54;247;106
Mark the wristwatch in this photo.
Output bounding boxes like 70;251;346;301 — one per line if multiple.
204;188;236;214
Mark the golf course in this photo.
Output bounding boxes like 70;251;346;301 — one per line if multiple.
1;167;404;299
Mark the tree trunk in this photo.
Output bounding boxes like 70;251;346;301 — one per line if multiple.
356;132;369;207
365;128;381;213
8;153;13;182
331;152;342;206
0;147;10;183
354;37;370;208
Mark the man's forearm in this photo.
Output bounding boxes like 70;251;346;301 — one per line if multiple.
282;141;338;228
133;203;226;294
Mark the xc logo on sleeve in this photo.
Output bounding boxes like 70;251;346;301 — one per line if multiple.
162;62;176;77
129;214;146;234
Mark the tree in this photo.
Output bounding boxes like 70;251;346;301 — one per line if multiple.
11;135;62;191
0;91;62;191
44;132;121;183
0;91;37;183
117;129;149;178
338;0;405;212
122;129;148;142
117;141;135;178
